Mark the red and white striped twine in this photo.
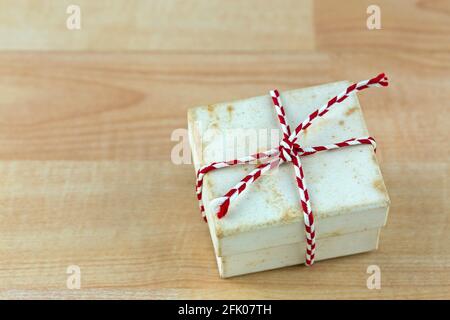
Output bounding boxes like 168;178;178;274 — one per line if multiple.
195;73;388;266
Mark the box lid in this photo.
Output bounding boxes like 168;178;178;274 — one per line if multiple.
188;81;390;256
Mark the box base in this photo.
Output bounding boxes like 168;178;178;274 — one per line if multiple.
216;228;380;278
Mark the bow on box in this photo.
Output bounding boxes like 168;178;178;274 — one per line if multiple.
195;73;389;265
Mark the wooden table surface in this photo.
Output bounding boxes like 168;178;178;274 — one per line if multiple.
0;0;448;299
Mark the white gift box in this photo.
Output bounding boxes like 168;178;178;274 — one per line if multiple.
188;80;390;278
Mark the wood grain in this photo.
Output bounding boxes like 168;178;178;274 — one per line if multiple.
316;0;450;53
1;1;448;53
0;0;449;299
0;51;447;163
0;160;448;299
0;0;313;51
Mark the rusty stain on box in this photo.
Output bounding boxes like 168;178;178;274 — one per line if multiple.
187;81;390;278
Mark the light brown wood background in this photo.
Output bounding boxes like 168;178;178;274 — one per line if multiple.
0;0;449;299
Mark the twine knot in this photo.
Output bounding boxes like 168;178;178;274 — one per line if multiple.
278;136;301;163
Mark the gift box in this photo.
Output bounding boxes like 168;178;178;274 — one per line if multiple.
187;76;390;278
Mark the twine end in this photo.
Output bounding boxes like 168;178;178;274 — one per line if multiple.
217;200;230;219
209;197;230;219
375;72;389;87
